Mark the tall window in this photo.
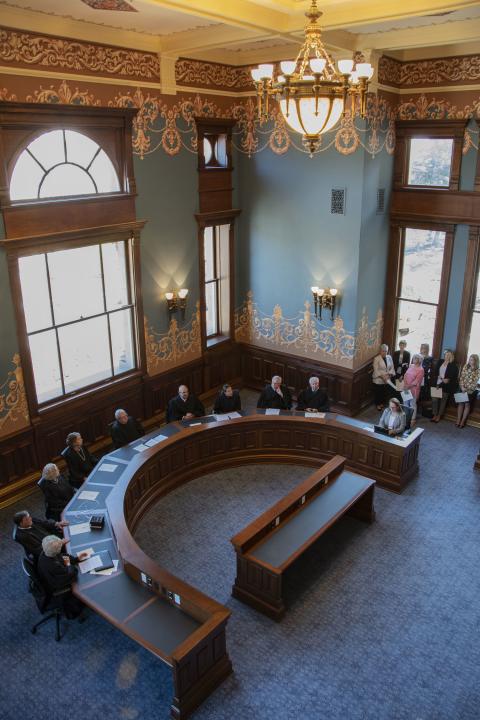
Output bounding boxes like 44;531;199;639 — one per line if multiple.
203;224;230;341
10;129;120;201
407;138;453;187
18;240;136;404
395;227;447;352
467;271;480;359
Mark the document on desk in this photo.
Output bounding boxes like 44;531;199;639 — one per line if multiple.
98;463;117;472
189;422;201;426
265;409;280;415
304;412;326;419
228;412;242;419
133;443;149;453
78;490;99;501
145;435;167;447
214;414;230;422
79;554;103;573
69;521;91;536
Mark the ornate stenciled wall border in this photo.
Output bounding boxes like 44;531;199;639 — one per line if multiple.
175;58;253;92
144;304;201;375
0;354;30;436
379;54;480;89
0;27;159;81
234;292;383;370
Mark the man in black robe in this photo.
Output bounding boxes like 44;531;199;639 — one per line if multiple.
37;536;86;619
13;510;68;561
257;375;292;410
213;384;242;414
38;463;76;522
167;385;205;422
296;376;329;412
110;408;145;449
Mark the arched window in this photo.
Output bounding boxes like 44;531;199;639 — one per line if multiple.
10;129;120;201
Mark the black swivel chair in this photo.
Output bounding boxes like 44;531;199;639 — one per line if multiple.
400;404;414;432
12;525;35;563
22;557;70;641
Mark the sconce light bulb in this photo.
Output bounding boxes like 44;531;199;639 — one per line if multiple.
318;288;325;296
165;292;174;300
330;288;338;296
178;288;189;299
311;286;319;294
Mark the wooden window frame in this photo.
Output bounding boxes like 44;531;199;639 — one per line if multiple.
383;221;454;360
195;210;240;351
393;120;467;191
4;221;146;418
456;226;480;366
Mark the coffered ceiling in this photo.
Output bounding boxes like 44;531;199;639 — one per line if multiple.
1;0;480;62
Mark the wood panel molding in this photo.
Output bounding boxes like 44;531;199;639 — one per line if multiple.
391;188;480;224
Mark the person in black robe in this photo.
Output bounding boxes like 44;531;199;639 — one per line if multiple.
213;384;242;414
296;377;329;412
38;463;75;522
167;385;205;422
393;340;411;379
13;510;68;561
110;408;145;449
37;535;86;619
62;432;98;488
257;375;293;410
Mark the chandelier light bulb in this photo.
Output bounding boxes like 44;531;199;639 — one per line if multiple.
258;63;274;79
337;59;354;75
251;67;264;82
280;60;296;76
356;62;373;79
310;57;326;74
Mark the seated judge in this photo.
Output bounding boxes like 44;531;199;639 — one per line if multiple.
393;340;411;379
111;408;145;449
257;375;293;411
39;463;75;522
14;510;69;562
213;384;242;414
378;398;406;436
62;432;98;488
37;535;86;619
296;376;329;412
167;385;205;422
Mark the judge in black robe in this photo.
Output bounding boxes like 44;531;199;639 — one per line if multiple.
37;536;85;618
38;464;75;521
257;376;292;410
13;510;67;561
111;409;145;449
296;377;329;412
167;385;205;422
62;432;98;488
213;385;242;414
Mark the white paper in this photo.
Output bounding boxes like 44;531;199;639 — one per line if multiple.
78;490;99;501
189;422;201;426
305;412;326;419
401;390;413;402
133;443;149;452
363;426;375;432
431;387;443;398
214;414;230;422
454;392;469;403
69;521;91;536
145;434;167;447
98;463;117;473
79;555;102;573
265;409;280;415
93;559;119;576
228;412;242;419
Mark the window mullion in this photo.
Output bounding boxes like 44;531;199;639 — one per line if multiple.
99;244;115;377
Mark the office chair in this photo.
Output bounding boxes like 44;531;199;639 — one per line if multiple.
12;525;35;563
400;404;414;432
22;557;69;641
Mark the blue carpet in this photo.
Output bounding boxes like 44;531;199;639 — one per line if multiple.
1;394;480;720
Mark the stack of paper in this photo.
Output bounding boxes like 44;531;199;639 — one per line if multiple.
78;490;99;501
145;434;168;447
98;463;117;473
69;521;91;536
133;443;149;452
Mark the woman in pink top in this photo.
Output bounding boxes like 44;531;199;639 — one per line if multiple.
403;353;425;426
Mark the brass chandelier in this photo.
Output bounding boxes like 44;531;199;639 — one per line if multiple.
251;1;374;154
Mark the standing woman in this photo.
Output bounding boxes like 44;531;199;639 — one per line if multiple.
372;344;395;411
431;350;459;423
456;354;480;428
403;353;425;427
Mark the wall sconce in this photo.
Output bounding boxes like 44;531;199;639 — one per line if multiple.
311;286;338;320
165;288;189;320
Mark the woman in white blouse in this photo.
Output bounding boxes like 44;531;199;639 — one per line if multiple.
372;343;395;410
378;398;406;436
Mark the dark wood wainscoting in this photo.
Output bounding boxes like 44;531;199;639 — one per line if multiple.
0;341;373;504
239;343;373;416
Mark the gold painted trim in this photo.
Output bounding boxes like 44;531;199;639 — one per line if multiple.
378;82;480;94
